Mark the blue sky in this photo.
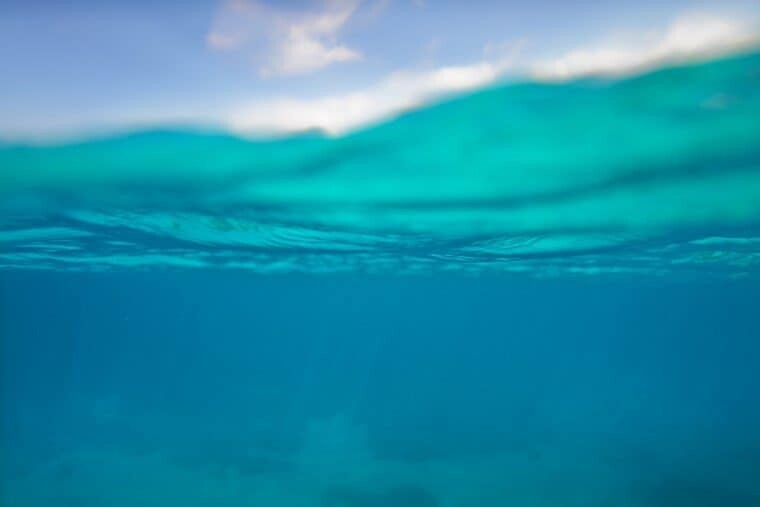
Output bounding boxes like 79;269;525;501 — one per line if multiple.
1;0;758;138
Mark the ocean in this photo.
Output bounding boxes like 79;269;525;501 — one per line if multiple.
1;52;760;506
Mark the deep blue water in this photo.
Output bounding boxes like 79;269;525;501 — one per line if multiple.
2;272;760;506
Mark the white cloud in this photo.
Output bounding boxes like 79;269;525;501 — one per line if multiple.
227;11;758;136
228;45;519;134
531;12;759;80
207;0;361;76
206;31;240;51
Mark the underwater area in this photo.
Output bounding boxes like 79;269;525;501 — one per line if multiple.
1;53;760;506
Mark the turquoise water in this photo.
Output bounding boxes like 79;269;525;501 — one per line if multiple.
1;52;760;507
2;52;759;277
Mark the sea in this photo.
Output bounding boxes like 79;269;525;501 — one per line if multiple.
1;52;759;506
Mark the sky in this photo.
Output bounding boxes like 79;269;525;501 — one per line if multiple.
0;0;758;139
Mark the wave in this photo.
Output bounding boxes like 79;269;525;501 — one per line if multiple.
1;52;759;276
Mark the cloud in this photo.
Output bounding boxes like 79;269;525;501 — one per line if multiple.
206;31;240;51
228;42;521;135
227;11;758;136
531;12;759;80
207;0;361;76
